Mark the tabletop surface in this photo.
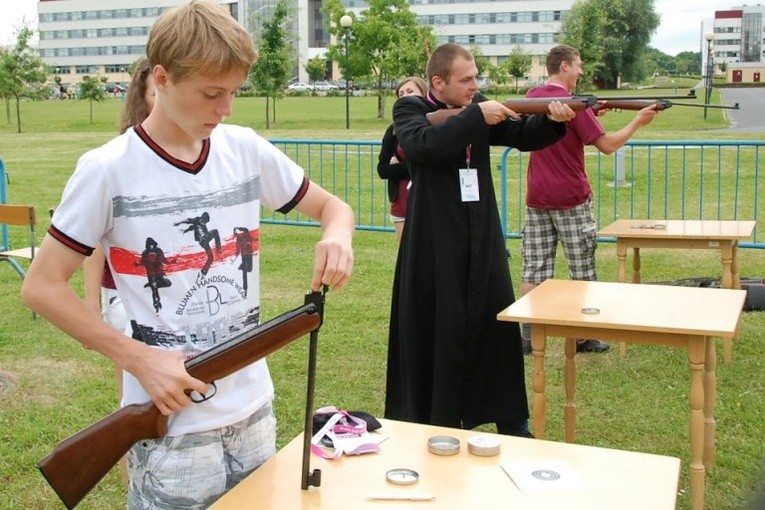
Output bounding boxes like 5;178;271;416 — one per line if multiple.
597;219;756;240
210;419;680;510
497;279;746;337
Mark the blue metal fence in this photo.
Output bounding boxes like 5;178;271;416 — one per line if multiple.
263;139;764;248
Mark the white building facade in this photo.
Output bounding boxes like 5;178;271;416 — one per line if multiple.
36;0;572;85
37;0;238;85
710;5;765;65
705;5;765;83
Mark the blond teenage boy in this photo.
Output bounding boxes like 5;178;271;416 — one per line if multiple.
22;1;354;508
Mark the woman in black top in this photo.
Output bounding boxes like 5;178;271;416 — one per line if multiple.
377;76;427;242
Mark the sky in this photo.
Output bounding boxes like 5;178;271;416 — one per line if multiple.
0;0;740;56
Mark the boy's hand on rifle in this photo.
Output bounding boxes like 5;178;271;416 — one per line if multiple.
127;347;209;415
312;230;354;292
634;104;659;126
546;101;577;122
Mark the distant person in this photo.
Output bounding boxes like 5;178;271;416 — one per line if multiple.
22;1;354;508
384;43;575;438
519;44;659;354
377;76;427;242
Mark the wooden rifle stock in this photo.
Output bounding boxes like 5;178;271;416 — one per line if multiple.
38;302;322;509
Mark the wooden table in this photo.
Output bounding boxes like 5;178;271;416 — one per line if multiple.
497;279;746;510
597;219;755;361
210;419;680;509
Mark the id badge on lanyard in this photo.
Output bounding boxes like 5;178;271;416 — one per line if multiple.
459;144;479;202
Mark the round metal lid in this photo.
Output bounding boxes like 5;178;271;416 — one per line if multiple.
385;468;419;485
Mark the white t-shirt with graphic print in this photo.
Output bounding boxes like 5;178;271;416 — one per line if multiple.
50;123;307;436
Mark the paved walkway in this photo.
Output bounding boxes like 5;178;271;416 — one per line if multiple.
719;87;765;133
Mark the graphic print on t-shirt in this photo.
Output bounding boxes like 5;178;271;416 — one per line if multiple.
103;173;264;354
232;226;254;297
136;236;175;313
174;211;222;281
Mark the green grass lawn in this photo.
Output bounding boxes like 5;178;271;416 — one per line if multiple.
1;96;764;509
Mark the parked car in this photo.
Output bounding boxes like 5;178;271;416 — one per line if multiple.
287;82;310;91
103;83;126;94
313;81;339;91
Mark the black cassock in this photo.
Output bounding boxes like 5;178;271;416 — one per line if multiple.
384;93;565;429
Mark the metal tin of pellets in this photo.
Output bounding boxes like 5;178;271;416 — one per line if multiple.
427;435;460;456
467;435;501;457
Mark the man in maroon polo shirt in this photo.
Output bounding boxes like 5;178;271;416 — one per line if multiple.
520;44;659;354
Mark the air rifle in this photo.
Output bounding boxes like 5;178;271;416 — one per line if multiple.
426;90;739;125
38;299;323;509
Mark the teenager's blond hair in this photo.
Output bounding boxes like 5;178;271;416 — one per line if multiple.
146;0;257;81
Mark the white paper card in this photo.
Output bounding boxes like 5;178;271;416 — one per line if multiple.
459;168;479;202
501;460;588;492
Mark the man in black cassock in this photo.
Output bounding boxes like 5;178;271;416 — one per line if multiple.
384;43;575;436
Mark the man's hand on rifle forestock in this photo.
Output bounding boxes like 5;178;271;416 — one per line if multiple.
125;345;209;415
545;101;577;122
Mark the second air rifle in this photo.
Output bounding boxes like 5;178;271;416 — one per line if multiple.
37;298;324;509
426;90;740;125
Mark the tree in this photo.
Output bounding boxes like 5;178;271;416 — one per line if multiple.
560;0;659;89
486;63;510;99
0;25;48;133
322;0;436;119
470;44;490;78
674;51;701;75
305;57;327;92
78;75;108;123
504;46;532;94
250;0;293;129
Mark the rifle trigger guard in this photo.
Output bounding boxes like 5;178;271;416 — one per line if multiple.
190;381;218;403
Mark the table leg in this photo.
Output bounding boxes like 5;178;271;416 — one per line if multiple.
616;242;628;356
722;241;739;364
731;241;741;290
531;326;547;439
632;247;642;284
616;240;627;284
564;338;577;443
704;336;717;471
720;242;733;290
688;337;706;510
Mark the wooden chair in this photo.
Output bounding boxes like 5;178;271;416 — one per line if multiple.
0;204;37;278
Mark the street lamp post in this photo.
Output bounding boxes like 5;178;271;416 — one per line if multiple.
340;14;352;130
704;31;714;120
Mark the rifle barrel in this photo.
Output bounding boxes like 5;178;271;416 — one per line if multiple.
667;101;740;110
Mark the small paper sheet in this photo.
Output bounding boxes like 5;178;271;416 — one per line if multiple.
501;460;588;492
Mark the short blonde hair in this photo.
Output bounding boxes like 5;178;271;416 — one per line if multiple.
146;0;257;82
